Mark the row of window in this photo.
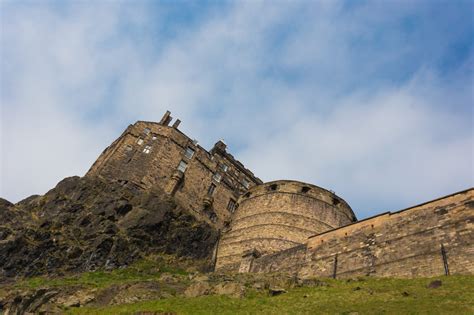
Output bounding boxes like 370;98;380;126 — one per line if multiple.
136;136;155;154
130;139;251;190
139;128;248;183
127;133;242;215
126;141;153;154
143;128;157;139
180;145;248;186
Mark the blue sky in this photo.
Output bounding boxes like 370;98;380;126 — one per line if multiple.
1;0;473;218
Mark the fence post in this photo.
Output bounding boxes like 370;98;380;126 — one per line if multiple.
332;254;338;279
441;244;450;276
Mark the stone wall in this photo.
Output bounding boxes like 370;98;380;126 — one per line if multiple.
215;180;356;270
85;111;473;279
249;188;474;278
86;112;262;228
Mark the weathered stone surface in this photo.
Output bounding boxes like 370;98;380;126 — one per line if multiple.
159;273;179;283
54;289;96;307
216;181;356;270
109;283;164;305
0;176;218;279
249;189;474;279
213;282;245;298
0;198;13;211
184;281;211;298
3;289;59;315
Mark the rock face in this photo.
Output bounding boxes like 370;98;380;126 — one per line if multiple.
0;176;218;279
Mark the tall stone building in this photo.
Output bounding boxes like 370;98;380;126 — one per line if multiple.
87;111;262;228
87;111;474;278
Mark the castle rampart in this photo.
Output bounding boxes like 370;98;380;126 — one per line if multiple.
215;180;356;270
86;112;473;278
247;188;474;278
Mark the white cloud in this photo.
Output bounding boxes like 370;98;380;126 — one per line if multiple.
238;79;473;217
1;1;472;219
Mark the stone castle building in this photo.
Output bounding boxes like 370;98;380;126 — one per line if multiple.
87;111;262;228
87;111;474;278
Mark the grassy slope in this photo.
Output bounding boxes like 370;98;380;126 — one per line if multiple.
5;258;473;315
66;276;473;315
11;258;189;290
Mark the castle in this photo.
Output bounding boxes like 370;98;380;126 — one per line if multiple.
87;111;474;278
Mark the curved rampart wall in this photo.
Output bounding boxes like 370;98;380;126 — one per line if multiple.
215;180;356;270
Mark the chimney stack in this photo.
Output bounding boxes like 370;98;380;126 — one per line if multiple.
159;110;172;126
172;119;181;129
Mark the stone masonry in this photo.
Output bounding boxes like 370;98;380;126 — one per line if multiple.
87;111;474;278
246;188;474;278
87;111;262;228
215;181;356;270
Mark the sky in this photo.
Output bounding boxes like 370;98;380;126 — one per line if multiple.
1;0;473;219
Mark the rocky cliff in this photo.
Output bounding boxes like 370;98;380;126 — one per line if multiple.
0;176;218;280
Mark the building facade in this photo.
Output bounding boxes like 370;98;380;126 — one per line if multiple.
87;111;474;278
87;111;262;228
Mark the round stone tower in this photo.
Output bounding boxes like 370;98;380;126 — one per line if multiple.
215;180;356;271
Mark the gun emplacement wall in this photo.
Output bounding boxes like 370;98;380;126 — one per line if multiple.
215;180;356;271
248;188;474;278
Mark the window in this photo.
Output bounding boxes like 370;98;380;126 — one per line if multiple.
220;163;228;172
184;147;195;159
227;199;236;212
268;184;278;191
143;145;152;154
242;178;250;189
124;145;133;151
213;173;222;183
207;183;216;196
144;128;151;135
301;186;311;193
177;160;188;172
137;138;144;145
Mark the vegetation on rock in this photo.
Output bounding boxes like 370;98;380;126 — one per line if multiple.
1;257;472;314
0;176;218;279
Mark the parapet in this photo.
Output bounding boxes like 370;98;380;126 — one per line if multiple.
238;180;356;222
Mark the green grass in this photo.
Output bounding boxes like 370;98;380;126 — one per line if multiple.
67;275;474;315
14;257;189;289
